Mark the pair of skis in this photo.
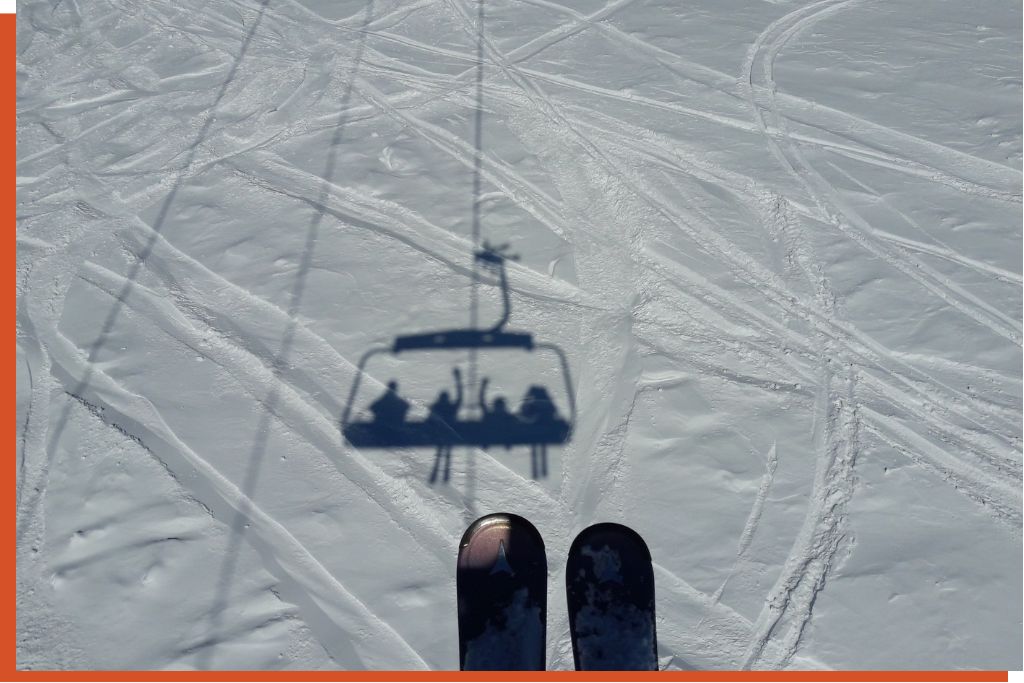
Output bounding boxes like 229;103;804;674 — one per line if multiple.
457;514;657;671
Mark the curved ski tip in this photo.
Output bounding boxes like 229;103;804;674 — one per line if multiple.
459;512;545;551
568;522;651;561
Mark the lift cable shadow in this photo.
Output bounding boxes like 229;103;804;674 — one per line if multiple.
340;0;574;487
465;0;487;515
17;0;275;550
197;0;376;669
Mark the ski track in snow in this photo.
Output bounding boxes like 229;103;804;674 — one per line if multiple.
16;0;1022;671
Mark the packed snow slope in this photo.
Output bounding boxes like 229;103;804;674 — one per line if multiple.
16;0;1023;670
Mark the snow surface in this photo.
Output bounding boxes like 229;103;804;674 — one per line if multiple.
15;0;1022;671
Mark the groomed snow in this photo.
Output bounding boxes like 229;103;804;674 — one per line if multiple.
16;0;1022;670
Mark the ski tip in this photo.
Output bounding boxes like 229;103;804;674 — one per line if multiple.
566;523;658;671
457;513;548;672
458;513;546;573
460;513;544;550
568;522;651;562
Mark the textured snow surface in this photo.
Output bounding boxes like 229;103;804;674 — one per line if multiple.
15;0;1022;671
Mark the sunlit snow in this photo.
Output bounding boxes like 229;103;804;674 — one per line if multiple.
16;0;1022;670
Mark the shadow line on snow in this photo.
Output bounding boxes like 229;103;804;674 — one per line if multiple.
20;0;274;550
196;0;378;670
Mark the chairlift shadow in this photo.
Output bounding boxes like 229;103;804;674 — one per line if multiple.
340;243;575;481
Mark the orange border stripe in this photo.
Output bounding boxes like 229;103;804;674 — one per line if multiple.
3;673;1011;681
9;8;19;676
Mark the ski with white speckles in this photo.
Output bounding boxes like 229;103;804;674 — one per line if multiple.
566;523;658;671
457;513;547;670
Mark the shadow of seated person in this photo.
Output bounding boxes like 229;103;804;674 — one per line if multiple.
519;385;558;479
519;386;558;429
429;368;463;483
365;380;411;444
478;378;521;449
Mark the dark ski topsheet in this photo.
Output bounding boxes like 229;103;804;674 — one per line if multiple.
566;523;658;671
457;513;547;671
